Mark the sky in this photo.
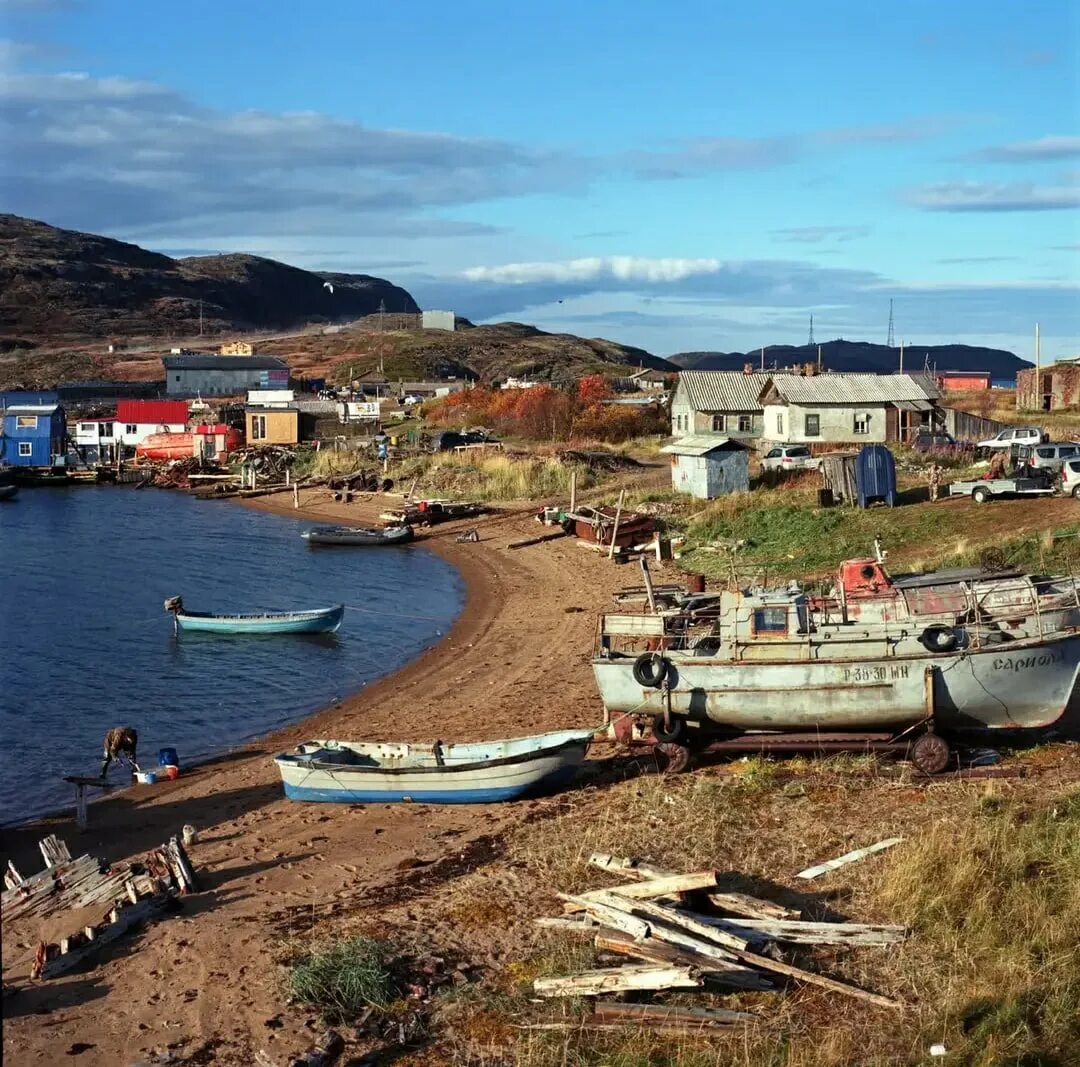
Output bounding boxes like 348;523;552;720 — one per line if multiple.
1;0;1078;359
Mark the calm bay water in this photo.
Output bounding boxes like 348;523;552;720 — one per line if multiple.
0;487;464;822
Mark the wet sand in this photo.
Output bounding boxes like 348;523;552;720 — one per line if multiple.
1;488;642;1066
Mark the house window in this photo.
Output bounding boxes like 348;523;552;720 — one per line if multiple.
805;414;820;437
711;414;726;432
174;375;181;382
738;415;752;433
776;412;784;436
18;441;32;457
125;424;137;434
854;412;870;435
252;415;267;441
16;415;38;429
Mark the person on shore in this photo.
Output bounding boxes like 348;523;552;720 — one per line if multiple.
985;451;1006;480
100;727;139;778
928;463;943;502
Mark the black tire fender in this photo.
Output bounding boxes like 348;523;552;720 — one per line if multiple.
652;713;687;744
632;652;670;688
921;625;958;653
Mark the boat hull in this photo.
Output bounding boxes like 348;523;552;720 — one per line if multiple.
0;484;17;501
593;631;1080;732
274;731;592;803
175;604;344;634
303;526;413;547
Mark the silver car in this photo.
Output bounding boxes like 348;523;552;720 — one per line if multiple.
761;445;820;472
1061;459;1080;498
1028;442;1080;473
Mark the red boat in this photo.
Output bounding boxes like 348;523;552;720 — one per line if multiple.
137;424;243;461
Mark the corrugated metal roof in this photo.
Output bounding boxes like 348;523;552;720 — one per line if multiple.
677;371;780;413
162;355;288;371
762;373;941;405
660;435;747;456
4;404;60;415
116;399;190;424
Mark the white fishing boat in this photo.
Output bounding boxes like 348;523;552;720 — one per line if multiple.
273;729;593;803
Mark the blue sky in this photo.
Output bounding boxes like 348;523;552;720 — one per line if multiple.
1;0;1077;358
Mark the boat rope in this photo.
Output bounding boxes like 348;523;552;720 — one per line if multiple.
343;603;457;623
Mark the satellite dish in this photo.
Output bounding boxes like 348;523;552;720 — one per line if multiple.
323;281;334;294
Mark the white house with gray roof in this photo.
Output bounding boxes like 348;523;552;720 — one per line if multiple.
758;373;942;446
670;371;782;440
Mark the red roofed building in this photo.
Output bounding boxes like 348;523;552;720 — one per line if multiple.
115;399;189;446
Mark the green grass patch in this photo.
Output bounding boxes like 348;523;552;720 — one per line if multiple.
288;937;397;1021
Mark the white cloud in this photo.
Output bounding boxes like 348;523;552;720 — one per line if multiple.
906;181;1080;212
772;225;871;243
462;256;721;285
970;135;1080;162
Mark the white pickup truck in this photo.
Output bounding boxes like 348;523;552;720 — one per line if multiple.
947;477;1058;503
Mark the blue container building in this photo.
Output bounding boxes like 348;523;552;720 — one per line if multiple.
1;403;67;466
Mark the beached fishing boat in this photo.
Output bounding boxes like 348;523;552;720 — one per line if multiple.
273;729;593;803
163;596;344;634
302;524;413;547
594;584;1080;772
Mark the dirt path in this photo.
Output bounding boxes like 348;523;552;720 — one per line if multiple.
1;490;645;1066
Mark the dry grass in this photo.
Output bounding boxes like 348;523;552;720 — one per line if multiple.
394;452;596;502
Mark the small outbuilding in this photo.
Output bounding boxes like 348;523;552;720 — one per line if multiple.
660;435;750;499
2;404;67;466
247;407;301;446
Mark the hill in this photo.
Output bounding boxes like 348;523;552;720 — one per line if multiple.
257;320;677;385
671;339;1030;380
0;214;418;341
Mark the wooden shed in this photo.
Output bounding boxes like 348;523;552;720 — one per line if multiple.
246;407;300;446
660;436;749;499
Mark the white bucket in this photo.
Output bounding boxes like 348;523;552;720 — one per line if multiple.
135;771;157;785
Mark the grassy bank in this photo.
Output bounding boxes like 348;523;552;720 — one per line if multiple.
394;451;597;502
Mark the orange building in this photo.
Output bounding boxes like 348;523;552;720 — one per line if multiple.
936;370;992;392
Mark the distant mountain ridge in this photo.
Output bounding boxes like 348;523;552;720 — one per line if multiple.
670;339;1030;380
0;214;419;341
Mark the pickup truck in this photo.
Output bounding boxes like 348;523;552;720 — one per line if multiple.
947;477;1058;503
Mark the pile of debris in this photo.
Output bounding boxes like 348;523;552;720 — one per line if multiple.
532;853;906;1032
380;499;486;526
233;445;299;484
2;833;198;981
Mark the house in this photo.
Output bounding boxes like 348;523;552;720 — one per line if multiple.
758;373;942;446
669;371;778;439
660;436;749;499
220;341;255;356
72;417;118;462
163;354;289;397
421;310;456;331
115;400;189;446
937;370;992;392
246;407;303;446
1;404;67;466
247;389;296;409
351;370;390;397
629;369;673;392
501;377;540;390
1016;364;1080;411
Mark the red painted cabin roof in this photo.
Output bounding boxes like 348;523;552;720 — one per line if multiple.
115;400;189;424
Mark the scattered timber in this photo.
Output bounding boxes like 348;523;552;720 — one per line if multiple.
594;931;773;991
795;838;904;880
590;1001;757;1029
534;964;702;998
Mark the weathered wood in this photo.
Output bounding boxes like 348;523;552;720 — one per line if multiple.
606;871;719;899
795;838;904;880
591;1001;757;1028
558;892;651;941
534;964;701;998
39;836;71;868
600;894;750;952
732;948;902;1009
607;489;626;559
594;931;773;991
508;529;569;550
4;862;23;890
39;897;169;979
534;916;595;931
699;916;908;946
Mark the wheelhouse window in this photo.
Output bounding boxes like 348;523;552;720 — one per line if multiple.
805;414;820;436
752;607;788;635
854;412;870;435
711;414;726;432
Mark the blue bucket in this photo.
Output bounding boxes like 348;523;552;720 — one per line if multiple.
159;747;179;767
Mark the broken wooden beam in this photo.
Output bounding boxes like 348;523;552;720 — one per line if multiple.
598;894;750;952
557;892;650;941
594;931;773;991
795;838;903;880
696;916;909;947
590;1000;758;1028
534;964;702;998
730;947;902;1009
605;871;720;900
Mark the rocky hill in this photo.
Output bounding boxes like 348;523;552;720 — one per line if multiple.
0;215;418;341
671;339;1029;380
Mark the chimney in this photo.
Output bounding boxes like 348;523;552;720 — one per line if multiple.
743;362;754;375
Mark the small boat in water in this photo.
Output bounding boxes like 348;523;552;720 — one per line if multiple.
302;525;413;547
273;729;594;803
164;596;344;634
0;484;17;501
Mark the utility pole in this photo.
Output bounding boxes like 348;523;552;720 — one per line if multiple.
760;345;765;371
899;339;904;373
1035;322;1041;407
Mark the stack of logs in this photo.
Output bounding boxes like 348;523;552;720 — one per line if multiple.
2;834;198;980
532;853;907;1032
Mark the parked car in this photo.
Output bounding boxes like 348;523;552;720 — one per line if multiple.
911;431;974;456
1061;459;1080;498
1025;442;1080;473
976;426;1047;452
761;445;821;472
402;395;424;406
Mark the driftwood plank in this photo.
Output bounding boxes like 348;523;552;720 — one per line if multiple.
594;931;773;990
534;916;595;931
606;871;720;899
731;948;901;1009
558;893;651;941
701;917;908;947
39;897;169;979
591;1001;757;1027
600;895;750;952
534;964;702;998
795;838;903;880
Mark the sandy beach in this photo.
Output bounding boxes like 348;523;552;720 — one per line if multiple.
1;488;641;1065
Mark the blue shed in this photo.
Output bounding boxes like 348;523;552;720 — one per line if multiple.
2;404;67;467
855;444;897;508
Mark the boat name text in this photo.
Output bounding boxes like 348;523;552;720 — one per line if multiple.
841;664;910;684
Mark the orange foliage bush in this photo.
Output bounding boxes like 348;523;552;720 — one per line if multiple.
427;382;666;443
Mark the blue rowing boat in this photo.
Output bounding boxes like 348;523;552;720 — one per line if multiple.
164;596;344;635
274;729;594;804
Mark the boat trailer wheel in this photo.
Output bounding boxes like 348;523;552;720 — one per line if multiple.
654;742;691;775
652;713;688;744
911;732;951;775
